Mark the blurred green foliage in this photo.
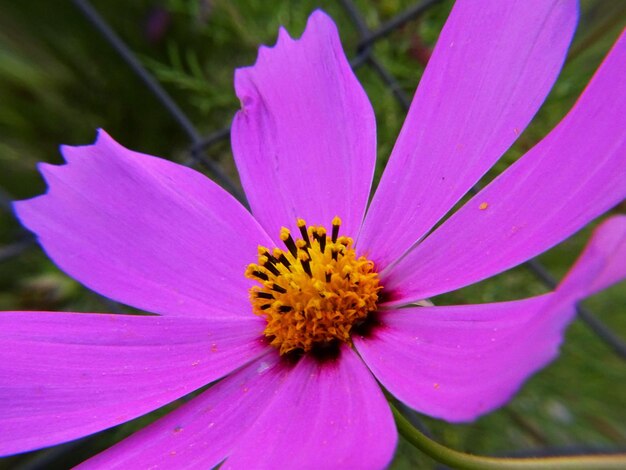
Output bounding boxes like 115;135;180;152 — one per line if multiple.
0;0;624;468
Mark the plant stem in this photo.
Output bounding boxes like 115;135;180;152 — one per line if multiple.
392;404;626;470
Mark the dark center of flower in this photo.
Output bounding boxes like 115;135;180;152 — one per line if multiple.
245;217;382;355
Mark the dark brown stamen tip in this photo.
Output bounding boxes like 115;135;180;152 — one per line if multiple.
319;235;326;253
298;223;311;247
252;270;269;281
262;250;279;265
257;292;274;300
283;234;297;257
277;253;291;269
279;305;293;313
260;304;272;310
264;262;280;276
312;230;327;253
301;258;312;277
332;221;340;243
272;283;287;294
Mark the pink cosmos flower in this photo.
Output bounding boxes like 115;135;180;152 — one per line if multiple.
2;2;626;468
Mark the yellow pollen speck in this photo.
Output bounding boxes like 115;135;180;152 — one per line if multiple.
245;217;382;355
479;202;489;210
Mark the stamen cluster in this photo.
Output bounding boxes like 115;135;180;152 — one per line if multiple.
246;217;382;355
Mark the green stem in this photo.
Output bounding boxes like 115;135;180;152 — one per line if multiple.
392;404;626;470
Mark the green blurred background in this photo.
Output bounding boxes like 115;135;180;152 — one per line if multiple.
0;0;625;468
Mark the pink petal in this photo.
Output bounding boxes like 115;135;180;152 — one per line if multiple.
356;298;550;422
359;0;577;268
14;130;272;318
556;215;626;300
225;346;396;469
232;10;376;242
0;311;267;456
80;347;397;470
384;30;626;304
355;216;626;422
77;354;287;469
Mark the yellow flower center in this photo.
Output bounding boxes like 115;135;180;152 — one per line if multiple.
245;217;382;355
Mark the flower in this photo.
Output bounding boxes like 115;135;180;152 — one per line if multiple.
2;2;626;468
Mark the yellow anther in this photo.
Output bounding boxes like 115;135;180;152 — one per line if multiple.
279;227;291;241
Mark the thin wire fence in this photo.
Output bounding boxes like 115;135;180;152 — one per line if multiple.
2;0;625;466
